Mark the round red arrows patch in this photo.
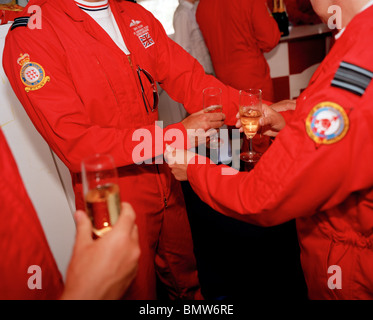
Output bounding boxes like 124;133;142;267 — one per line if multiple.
305;101;349;145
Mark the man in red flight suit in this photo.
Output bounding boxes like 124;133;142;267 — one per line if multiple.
0;128;140;300
2;0;240;299
196;0;280;102
167;0;373;299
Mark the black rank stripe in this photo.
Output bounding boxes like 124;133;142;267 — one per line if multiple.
10;16;30;31
331;61;373;96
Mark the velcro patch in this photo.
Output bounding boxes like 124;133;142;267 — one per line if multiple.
331;61;373;96
305;102;349;145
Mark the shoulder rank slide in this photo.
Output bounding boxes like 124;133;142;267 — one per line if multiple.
331;61;373;96
10;16;30;31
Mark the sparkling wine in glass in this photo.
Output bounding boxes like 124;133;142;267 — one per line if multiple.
203;87;224;149
81;153;121;238
239;89;263;163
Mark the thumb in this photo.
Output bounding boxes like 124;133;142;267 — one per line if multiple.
164;144;176;163
74;210;93;247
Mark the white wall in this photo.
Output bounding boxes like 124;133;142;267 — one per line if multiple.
0;24;76;280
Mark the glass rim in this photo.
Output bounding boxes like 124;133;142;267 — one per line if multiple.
203;86;222;95
239;88;262;95
81;153;116;172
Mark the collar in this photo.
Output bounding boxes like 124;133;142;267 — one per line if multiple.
75;0;109;11
335;0;373;40
57;0;87;22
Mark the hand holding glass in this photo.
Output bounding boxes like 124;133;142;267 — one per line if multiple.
81;154;121;238
203;87;223;149
239;89;263;163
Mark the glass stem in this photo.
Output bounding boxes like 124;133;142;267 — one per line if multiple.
249;137;253;152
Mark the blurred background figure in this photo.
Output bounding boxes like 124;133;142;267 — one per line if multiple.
168;0;215;123
173;0;214;76
196;0;280;102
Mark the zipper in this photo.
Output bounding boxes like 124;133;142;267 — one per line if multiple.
155;164;168;208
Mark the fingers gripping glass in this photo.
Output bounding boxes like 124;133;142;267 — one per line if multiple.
137;66;159;113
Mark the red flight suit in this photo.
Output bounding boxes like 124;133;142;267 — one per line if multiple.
3;0;239;299
187;6;373;299
0;128;64;299
196;0;280;101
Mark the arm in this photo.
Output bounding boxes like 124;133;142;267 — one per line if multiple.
169;93;362;228
186;116;349;227
251;0;281;52
3;24;216;171
150;16;239;127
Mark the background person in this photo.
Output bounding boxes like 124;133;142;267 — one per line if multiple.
196;0;280;102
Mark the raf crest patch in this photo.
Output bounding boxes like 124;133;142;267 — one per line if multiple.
305;102;349;145
331;61;373;96
17;53;50;92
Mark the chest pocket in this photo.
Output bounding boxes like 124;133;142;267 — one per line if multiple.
65;44;134;127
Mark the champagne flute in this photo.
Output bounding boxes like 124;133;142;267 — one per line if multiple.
81;153;121;238
203;87;224;149
239;89;263;163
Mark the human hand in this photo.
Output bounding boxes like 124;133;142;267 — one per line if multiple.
164;145;197;181
181;110;226;147
259;104;286;137
235;104;286;137
60;203;140;300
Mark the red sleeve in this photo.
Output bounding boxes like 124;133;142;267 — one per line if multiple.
251;0;281;52
3;27;190;173
280;109;296;123
0;129;64;299
150;17;240;126
187;94;364;227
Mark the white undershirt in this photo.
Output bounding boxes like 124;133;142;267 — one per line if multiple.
75;0;130;55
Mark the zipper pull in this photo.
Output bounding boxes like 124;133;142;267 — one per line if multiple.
164;196;168;208
127;55;133;68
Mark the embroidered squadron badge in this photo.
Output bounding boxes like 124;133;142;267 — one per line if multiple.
17;53;50;92
305;101;349;145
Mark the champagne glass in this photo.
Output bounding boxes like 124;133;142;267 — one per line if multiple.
81;153;121;238
239;89;263;163
203;87;224;149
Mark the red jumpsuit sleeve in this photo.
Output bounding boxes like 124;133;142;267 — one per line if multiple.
150;17;240;127
251;0;281;52
3;27;189;172
187;85;369;227
0;129;64;299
